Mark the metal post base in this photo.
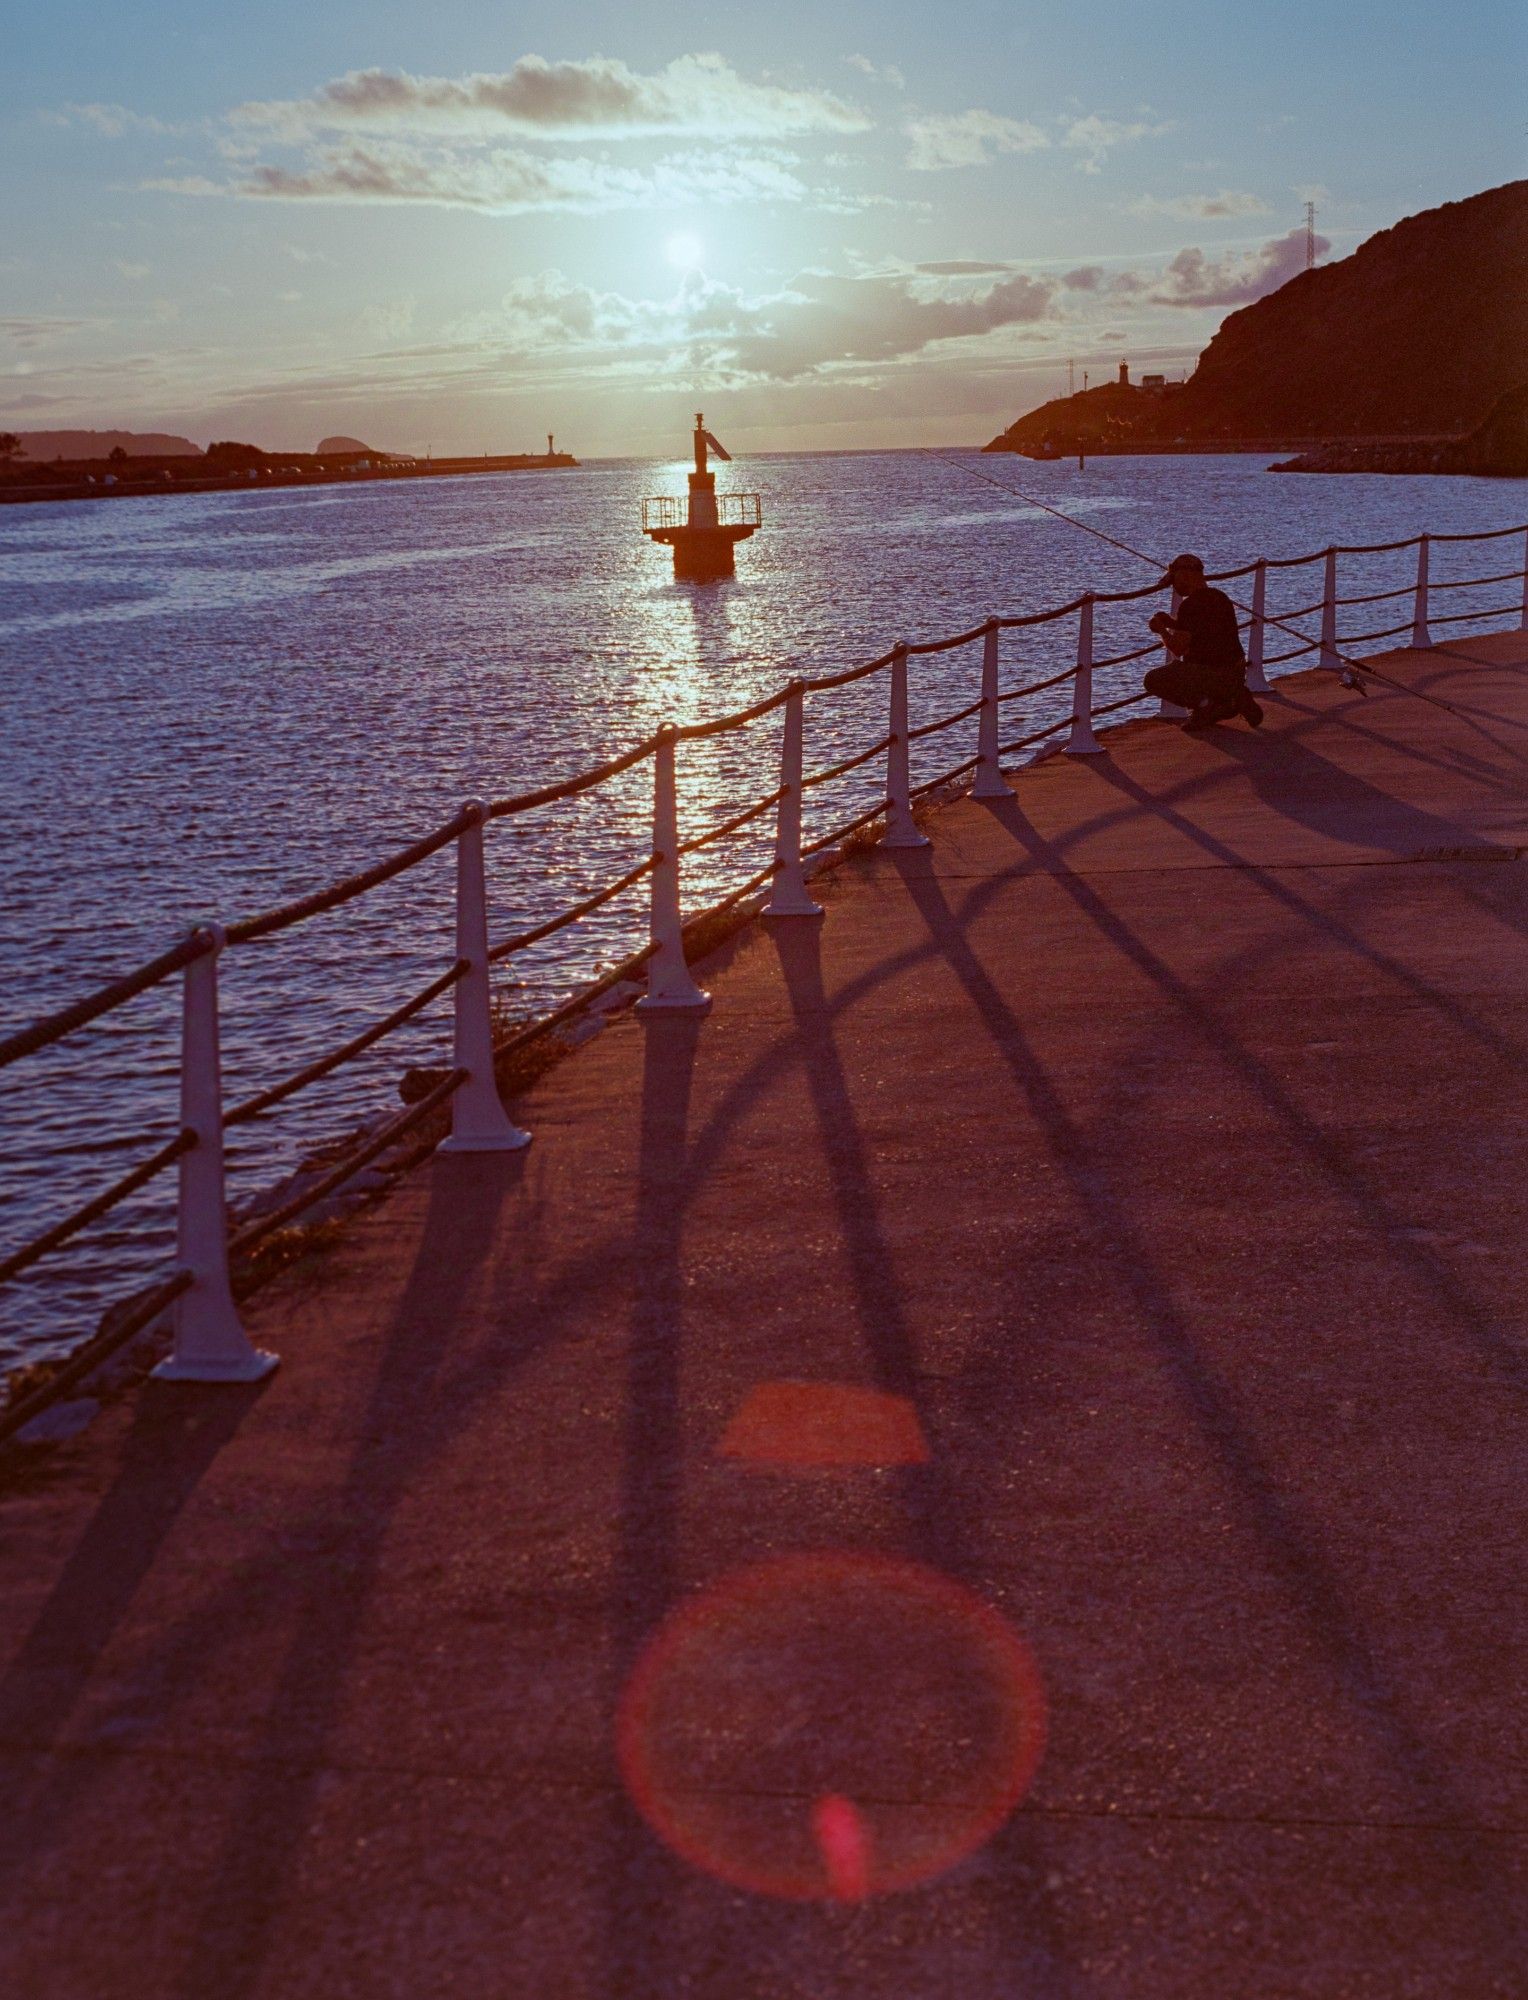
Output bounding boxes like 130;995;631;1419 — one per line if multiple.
153;1347;279;1384
636;988;712;1015
439;1127;532;1154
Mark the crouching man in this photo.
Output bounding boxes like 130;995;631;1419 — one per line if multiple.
1144;552;1263;731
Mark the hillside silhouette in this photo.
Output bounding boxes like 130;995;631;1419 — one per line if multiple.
988;180;1528;454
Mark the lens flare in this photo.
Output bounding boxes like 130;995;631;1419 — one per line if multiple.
617;1552;1046;1900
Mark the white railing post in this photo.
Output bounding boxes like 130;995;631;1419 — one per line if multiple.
441;802;530;1152
1520;527;1528;633
1066;596;1103;754
637;725;711;1012
154;926;278;1383
764;681;823;920
1157;586;1189;717
1410;535;1433;651
883;644;930;849
1319;547;1340;670
1245;561;1270;692
972;619;1007;799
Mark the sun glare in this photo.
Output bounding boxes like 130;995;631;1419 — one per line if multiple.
665;231;705;271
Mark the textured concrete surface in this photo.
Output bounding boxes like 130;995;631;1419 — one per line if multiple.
1;635;1524;1997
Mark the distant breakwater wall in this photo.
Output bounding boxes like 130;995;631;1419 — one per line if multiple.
0;453;580;508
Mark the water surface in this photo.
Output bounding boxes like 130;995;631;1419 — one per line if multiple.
1;451;1521;1366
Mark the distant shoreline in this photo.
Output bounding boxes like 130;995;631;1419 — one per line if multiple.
0;452;580;508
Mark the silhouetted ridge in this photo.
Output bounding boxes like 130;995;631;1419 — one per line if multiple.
988;181;1528;454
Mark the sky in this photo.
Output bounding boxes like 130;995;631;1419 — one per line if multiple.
3;0;1523;455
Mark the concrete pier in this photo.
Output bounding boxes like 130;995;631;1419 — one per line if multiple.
1;634;1524;1996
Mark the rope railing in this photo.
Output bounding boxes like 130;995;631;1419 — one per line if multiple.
4;516;1525;1439
486;859;657;963
225;962;469;1124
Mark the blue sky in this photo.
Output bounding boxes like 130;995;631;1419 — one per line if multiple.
3;0;1523;453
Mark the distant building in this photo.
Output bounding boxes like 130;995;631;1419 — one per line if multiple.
1118;361;1130;387
1141;373;1167;394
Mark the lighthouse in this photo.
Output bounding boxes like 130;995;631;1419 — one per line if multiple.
641;414;762;582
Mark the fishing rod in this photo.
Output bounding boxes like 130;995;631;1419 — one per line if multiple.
938;451;1461;717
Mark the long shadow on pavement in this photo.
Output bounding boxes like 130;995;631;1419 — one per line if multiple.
897;838;1518;1954
173;1152;520;1999
602;1012;701;2000
767;918;1077;1993
0;1383;266;1899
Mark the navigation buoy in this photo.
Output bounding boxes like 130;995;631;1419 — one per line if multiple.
641;413;762;582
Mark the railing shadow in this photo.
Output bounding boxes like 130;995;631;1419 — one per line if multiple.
980;789;1523;1390
603;1012;701;2000
766;920;970;1578
766;915;1075;1991
1077;751;1528;1057
170;1151;521;1999
0;1381;266;1898
894;842;1513;1915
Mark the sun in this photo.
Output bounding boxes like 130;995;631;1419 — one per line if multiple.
665;230;705;272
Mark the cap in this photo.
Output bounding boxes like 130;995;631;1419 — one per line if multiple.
1157;552;1205;589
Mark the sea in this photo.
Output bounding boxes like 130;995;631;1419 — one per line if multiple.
1;450;1523;1371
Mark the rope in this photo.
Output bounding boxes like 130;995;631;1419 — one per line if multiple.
487;859;656;963
0;1271;192;1452
0;931;212;1072
227;1067;466;1255
0;1129;195;1288
225;962;468;1123
227;811;473;945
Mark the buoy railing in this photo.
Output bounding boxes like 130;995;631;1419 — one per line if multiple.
3;518;1525;1441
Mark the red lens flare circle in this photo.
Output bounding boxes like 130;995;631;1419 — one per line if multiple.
616;1552;1046;1901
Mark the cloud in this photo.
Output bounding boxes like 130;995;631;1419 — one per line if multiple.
846;55;906;90
140;175;225;196
112;260;152;280
153;143;821;215
231;54;869;142
1061;112;1172;173
48;102;176;137
1061;265;1105;290
1153;227;1329;306
915;259;1020;276
1128;189;1270;220
490;264;1057;381
0;316;90;348
905;110;1048;171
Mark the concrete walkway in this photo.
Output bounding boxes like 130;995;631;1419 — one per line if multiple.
2;636;1524;1998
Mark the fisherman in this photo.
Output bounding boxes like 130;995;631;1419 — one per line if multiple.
1144;553;1263;731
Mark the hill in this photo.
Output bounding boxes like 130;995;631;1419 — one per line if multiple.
988;180;1528;455
12;430;202;460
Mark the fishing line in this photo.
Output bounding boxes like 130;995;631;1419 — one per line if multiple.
936;451;1461;717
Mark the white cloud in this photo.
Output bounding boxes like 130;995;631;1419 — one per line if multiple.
112;260;152;281
846;55;907;90
1128;189;1271;220
1061;112;1173;173
0;316;91;348
905;110;1049;172
1153;227;1329;306
151;144;821;215
49;102;177;137
231;54;870;142
139;175;226;197
489;264;1057;381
